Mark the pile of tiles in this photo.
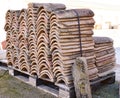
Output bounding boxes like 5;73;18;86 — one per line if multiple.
6;3;117;88
18;9;30;72
50;9;98;87
36;3;66;82
4;10;13;66
4;3;67;83
5;10;20;68
94;37;115;74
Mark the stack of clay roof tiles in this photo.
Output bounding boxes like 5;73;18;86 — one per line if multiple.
94;37;115;75
5;10;13;65
5;10;20;68
18;9;30;73
50;9;98;87
5;3;116;88
36;3;66;82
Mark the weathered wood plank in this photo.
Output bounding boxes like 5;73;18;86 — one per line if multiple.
72;57;92;98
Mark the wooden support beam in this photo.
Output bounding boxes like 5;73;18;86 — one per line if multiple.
72;57;92;98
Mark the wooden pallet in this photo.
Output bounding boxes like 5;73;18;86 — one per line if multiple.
90;71;115;91
0;61;8;70
8;66;75;98
8;65;115;98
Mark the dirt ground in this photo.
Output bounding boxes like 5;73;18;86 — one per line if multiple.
0;70;119;98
